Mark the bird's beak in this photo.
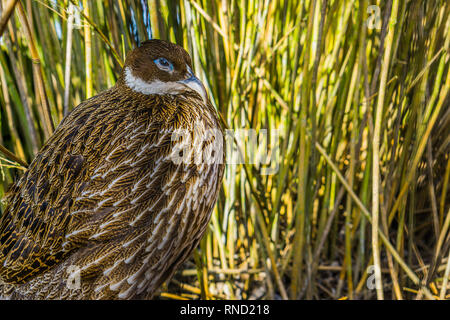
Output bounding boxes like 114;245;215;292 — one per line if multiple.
177;66;208;104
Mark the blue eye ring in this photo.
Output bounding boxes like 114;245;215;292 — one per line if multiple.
153;57;174;72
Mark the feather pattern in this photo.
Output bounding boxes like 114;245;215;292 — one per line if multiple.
0;77;224;299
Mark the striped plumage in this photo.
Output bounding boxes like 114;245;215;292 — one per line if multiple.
0;40;224;299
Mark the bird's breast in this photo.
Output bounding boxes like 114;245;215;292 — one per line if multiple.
66;94;225;298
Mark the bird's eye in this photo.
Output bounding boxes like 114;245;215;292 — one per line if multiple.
153;58;174;72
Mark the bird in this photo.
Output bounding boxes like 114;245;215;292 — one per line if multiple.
0;39;225;299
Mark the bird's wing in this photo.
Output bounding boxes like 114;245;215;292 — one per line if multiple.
0;91;222;289
0;89;134;284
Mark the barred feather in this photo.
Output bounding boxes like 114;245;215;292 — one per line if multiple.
0;40;225;300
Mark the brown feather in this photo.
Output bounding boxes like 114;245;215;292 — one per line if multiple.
0;40;224;299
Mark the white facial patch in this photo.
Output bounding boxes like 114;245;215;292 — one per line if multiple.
124;67;208;103
124;67;186;95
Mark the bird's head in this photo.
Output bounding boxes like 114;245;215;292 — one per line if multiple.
120;39;208;103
